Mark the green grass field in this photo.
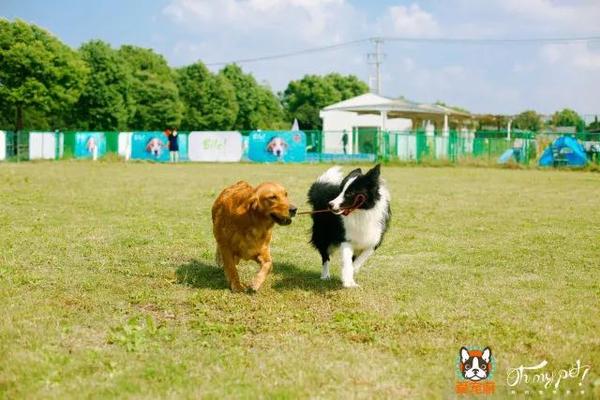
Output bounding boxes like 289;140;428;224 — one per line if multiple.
1;162;599;399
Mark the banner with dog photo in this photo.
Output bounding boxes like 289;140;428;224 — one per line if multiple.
73;132;106;160
248;131;306;163
130;131;188;162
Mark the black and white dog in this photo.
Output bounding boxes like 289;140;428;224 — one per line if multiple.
307;164;391;287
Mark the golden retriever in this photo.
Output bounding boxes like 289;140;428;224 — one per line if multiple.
212;181;297;292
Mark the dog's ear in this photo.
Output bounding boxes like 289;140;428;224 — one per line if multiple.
482;347;491;363
366;163;381;179
248;192;260;212
460;347;470;363
348;168;362;177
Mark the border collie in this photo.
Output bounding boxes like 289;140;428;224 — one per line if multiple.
307;164;391;287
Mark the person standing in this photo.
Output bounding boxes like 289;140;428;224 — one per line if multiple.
342;130;349;154
168;128;179;163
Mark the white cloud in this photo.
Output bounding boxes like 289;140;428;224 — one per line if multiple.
541;42;600;70
391;58;522;112
386;4;440;37
499;0;600;34
163;0;354;44
400;57;416;72
512;62;536;73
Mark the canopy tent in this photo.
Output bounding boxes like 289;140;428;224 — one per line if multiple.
291;118;300;131
539;136;587;167
321;93;472;134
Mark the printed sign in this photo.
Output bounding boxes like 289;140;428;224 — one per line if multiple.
248;130;306;163
0;131;5;160
74;132;106;159
29;132;59;160
130;131;188;162
188;131;242;162
118;132;133;160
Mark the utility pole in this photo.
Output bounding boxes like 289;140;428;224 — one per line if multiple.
367;37;385;95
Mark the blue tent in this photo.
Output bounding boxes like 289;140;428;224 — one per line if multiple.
539;136;587;167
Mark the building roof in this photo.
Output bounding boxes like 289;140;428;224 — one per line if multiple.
322;93;471;120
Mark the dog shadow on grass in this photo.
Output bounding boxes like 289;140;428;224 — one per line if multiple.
272;262;342;292
176;259;341;292
176;260;227;290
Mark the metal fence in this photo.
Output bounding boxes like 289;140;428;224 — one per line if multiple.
1;129;599;165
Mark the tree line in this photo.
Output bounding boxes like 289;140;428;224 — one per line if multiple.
478;109;593;133
0;19;369;132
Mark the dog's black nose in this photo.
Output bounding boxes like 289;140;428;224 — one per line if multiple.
289;205;297;217
472;369;479;374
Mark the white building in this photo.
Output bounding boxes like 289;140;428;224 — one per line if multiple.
320;93;471;154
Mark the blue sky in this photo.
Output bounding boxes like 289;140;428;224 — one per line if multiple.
2;0;600;115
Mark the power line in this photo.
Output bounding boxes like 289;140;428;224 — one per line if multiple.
204;35;600;66
204;38;370;66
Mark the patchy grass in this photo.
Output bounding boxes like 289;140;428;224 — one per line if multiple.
0;162;599;399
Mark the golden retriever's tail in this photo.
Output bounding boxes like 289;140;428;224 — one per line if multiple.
214;247;223;267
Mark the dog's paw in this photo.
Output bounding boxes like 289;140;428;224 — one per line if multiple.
342;281;360;288
230;283;246;293
246;286;258;295
248;282;262;292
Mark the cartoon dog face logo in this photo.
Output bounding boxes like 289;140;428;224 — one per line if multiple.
459;347;492;381
146;138;164;157
266;137;288;158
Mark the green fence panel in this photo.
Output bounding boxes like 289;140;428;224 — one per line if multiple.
106;132;119;154
415;131;428;162
305;130;323;153
4;131;29;161
63;131;76;158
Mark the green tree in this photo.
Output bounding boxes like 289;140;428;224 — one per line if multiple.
282;74;369;130
477;114;509;131
588;116;600;131
513;110;542;132
72;40;132;130
326;73;370;101
118;45;183;130
176;62;238;130
552;108;585;132
434;101;470;114
220;64;283;130
0;19;87;130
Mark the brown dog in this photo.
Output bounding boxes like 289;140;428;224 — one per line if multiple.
212;181;297;292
